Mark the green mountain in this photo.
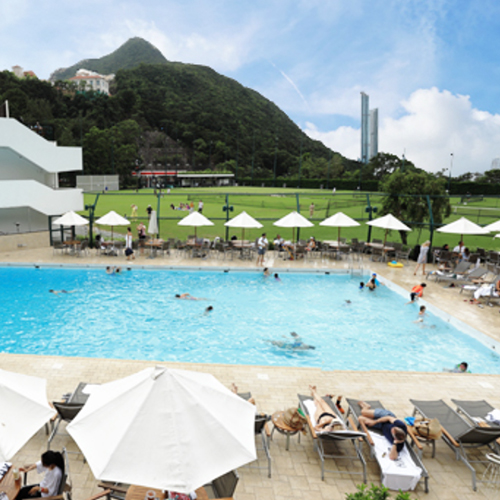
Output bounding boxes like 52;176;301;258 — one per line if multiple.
49;37;168;81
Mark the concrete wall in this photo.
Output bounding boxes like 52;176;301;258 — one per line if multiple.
0;207;49;234
0;230;50;252
0;118;82;173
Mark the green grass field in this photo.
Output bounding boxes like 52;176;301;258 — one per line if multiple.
81;187;500;250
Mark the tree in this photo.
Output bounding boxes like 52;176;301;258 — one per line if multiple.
476;169;500;184
366;152;417;181
379;170;451;245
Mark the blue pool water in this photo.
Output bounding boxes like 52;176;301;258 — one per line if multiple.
1;267;499;373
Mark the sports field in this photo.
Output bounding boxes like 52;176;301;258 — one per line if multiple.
82;187;500;250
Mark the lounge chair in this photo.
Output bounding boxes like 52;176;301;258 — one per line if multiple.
411;399;500;490
346;398;429;493
236;391;272;477
451;399;500;430
298;394;367;482
427;261;471;282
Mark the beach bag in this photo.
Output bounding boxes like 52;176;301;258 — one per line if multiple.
414;417;442;440
282;407;307;432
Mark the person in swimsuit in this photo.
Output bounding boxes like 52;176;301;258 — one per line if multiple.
266;332;315;350
175;293;206;300
309;386;344;432
49;289;76;296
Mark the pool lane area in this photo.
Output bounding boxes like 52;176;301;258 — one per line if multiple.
1;265;499;373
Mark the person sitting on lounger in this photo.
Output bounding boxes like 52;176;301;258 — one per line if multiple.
470;278;500;304
231;383;256;405
309;386;344;432
266;332;315;350
358;401;408;460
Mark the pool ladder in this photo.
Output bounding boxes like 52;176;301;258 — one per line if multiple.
348;254;364;276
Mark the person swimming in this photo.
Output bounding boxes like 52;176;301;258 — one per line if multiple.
175;293;207;300
265;332;315;350
204;306;214;315
49;290;77;296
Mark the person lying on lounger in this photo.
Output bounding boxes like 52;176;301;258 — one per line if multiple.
309;386;344;432
358;401;407;460
266;332;315;350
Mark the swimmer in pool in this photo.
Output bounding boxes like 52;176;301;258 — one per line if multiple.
274;273;281;281
49;290;77;296
175;293;207;300
204;306;214;315
263;268;271;277
265;332;315;350
414;305;426;323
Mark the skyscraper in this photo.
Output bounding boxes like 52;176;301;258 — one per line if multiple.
360;92;369;164
360;93;379;163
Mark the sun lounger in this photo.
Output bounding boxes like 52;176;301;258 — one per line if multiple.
346;398;428;492
427;261;471;281
236;391;272;478
452;399;500;432
411;399;500;490
298;394;367;482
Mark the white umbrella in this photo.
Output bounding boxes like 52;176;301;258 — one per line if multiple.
95;211;130;245
53;211;89;226
273;211;313;243
366;214;412;246
224;211;263;241
494;234;500;239
177;211;214;238
437;216;489;243
320;212;360;246
148;210;158;237
0;368;56;461
68;366;256;493
483;220;500;233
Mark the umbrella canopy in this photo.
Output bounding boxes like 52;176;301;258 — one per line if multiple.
483;220;500;233
0;368;56;461
273;211;314;244
53;211;89;226
68;366;256;493
95;211;130;244
177;211;214;238
148;210;158;236
366;214;412;246
95;211;130;227
494;234;500;239
320;212;360;246
437;217;489;243
224;211;263;241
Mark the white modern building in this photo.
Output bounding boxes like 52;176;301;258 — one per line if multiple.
69;69;113;95
0;117;83;235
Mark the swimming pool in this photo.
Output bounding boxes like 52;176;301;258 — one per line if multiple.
1;266;499;373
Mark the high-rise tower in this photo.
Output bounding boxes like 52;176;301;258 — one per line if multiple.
360;93;379;163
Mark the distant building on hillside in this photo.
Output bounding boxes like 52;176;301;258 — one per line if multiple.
360;92;379;163
69;69;114;95
11;65;37;79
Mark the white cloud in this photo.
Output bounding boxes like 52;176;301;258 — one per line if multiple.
305;87;500;175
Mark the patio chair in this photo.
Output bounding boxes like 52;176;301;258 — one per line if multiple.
203;469;239;498
395;246;411;263
410;399;500;490
97;482;129;500
298;394;367;482
370;246;385;262
48;402;85;451
452;399;500;431
346;398;429;493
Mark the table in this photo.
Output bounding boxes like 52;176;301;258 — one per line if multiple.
145;239;165;258
323;240;350;249
271;411;301;451
366;242;395;252
125;483;233;500
0;467;22;500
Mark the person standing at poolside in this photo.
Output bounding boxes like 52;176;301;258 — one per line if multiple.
137;222;146;255
125;227;135;261
414;240;430;276
256;233;268;266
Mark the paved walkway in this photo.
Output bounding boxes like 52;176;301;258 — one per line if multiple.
2;246;500;500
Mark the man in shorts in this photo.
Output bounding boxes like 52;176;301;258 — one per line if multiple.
358;401;408;460
256;233;268;266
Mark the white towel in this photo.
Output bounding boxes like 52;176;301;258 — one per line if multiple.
369;431;422;491
486;409;500;426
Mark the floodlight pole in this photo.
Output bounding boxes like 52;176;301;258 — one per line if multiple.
85;193;101;247
447;153;454;193
273;135;278;187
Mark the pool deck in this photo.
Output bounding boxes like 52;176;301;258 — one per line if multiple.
2;246;500;500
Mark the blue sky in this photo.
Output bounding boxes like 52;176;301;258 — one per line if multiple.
1;0;500;175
